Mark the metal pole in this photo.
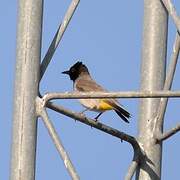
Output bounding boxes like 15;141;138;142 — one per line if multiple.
10;0;43;180
136;0;168;179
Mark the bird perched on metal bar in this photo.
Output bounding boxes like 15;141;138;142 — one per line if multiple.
62;61;131;123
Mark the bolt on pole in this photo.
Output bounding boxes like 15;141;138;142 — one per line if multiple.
136;0;168;179
10;0;43;180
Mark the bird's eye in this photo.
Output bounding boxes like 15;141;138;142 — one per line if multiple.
71;68;75;73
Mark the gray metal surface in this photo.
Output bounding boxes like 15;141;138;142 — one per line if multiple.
10;0;43;179
137;0;168;179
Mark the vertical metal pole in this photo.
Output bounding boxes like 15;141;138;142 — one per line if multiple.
137;0;168;179
10;0;43;180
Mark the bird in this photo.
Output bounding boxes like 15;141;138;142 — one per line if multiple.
62;61;131;123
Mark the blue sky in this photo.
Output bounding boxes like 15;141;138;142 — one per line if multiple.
1;0;180;179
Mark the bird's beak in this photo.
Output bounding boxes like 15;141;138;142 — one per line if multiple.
62;70;70;75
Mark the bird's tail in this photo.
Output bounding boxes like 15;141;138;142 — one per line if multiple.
103;100;131;123
114;106;131;123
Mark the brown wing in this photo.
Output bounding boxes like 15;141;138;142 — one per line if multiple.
75;78;106;92
76;78;122;106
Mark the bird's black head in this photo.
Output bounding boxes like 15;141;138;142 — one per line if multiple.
62;61;89;81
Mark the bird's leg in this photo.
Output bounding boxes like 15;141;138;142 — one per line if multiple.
75;108;89;123
79;108;89;115
94;112;103;121
79;108;93;128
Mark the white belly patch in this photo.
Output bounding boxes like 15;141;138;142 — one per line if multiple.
79;99;103;112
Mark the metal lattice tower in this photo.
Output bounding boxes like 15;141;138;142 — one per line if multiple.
11;0;180;180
